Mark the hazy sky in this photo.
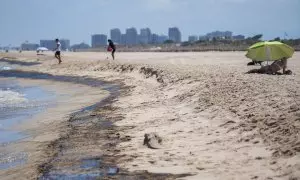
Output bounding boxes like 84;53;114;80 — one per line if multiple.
1;0;300;46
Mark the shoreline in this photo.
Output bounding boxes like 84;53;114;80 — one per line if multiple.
0;52;299;179
0;72;111;179
38;81;190;179
0;69;187;179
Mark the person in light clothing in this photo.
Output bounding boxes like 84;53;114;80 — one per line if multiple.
54;39;62;64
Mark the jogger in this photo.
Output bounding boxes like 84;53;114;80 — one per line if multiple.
55;39;62;64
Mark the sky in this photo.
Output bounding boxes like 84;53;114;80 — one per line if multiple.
0;0;300;46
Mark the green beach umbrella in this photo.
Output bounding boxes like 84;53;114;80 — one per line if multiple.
246;41;294;61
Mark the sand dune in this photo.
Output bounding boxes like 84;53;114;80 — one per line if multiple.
1;51;299;179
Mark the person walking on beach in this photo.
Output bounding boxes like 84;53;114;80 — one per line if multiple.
54;39;62;64
107;39;116;60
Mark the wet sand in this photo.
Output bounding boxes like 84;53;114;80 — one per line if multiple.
0;51;300;179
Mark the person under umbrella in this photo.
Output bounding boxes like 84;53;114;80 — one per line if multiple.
246;41;294;75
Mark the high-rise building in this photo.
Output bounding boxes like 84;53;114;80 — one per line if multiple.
188;35;198;42
126;27;138;45
110;28;121;44
91;34;107;48
40;39;70;50
139;28;152;44
168;27;181;43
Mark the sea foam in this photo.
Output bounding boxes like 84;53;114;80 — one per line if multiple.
0;90;28;108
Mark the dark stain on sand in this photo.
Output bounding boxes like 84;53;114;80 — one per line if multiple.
0;58;42;66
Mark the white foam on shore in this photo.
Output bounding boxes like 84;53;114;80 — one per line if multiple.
1;66;12;70
0;90;28;108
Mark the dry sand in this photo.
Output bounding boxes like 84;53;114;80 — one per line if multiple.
1;51;300;180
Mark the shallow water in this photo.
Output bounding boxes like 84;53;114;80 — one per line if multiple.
0;78;56;170
0;63;58;170
0;152;27;170
0;78;56;144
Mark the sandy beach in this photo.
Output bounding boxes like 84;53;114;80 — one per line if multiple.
0;51;299;179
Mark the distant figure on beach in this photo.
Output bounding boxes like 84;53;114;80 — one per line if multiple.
107;39;116;60
54;39;62;64
247;57;292;75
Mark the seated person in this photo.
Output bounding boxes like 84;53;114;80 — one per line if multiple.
248;57;291;75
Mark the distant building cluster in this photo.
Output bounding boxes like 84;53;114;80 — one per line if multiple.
18;39;70;51
188;35;198;42
90;28;246;48
16;28;248;51
91;27;182;47
21;42;39;51
194;31;245;42
40;39;70;50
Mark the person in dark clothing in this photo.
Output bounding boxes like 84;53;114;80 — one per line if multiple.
107;39;116;60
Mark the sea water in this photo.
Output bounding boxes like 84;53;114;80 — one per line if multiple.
0;63;57;170
0;63;56;144
0;78;56;144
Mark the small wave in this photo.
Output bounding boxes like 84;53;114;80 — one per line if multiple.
0;90;28;108
0;66;12;71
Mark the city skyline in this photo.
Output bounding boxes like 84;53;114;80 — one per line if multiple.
2;25;299;47
2;26;297;49
15;28;249;49
0;0;299;46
